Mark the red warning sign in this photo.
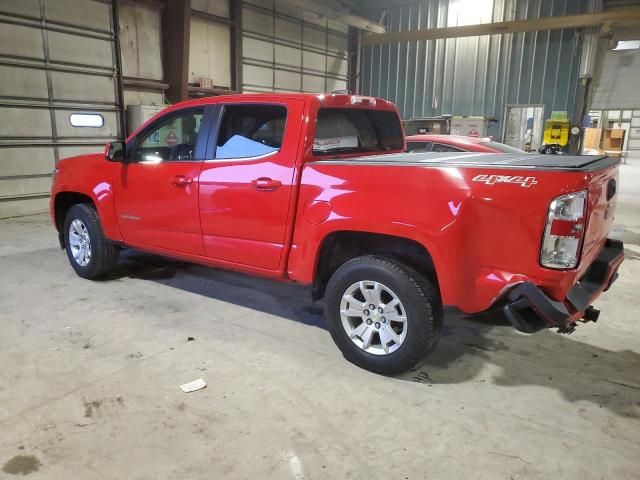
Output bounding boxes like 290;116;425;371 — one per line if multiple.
165;130;178;146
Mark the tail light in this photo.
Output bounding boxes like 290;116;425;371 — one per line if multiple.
540;190;587;269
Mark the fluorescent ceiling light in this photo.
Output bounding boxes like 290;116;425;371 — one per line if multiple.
613;40;640;51
448;0;493;26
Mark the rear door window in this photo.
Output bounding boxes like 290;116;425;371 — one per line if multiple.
215;104;287;159
313;108;403;155
407;141;433;152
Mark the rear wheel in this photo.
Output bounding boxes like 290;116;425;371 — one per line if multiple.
324;255;442;375
63;204;119;279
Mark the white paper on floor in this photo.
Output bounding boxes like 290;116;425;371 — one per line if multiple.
180;378;207;393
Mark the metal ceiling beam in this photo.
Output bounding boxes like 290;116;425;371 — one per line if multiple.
275;0;386;33
362;7;640;46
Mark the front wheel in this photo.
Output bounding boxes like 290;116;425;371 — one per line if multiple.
63;204;119;279
324;256;442;375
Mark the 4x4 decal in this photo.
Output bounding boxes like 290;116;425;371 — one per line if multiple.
472;174;538;188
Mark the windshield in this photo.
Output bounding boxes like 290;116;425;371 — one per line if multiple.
313;108;403;155
482;140;526;153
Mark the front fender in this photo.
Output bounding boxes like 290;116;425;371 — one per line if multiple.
51;154;123;242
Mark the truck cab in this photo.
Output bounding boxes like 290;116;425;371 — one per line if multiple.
53;93;404;275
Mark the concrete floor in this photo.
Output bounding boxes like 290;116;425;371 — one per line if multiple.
1;164;639;480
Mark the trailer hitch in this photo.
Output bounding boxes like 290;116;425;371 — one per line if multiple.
557;306;600;334
558;322;577;334
582;306;600;323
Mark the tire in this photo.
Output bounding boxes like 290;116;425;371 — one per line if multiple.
324;255;442;375
63;203;119;279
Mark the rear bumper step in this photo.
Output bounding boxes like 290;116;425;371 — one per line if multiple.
503;239;624;333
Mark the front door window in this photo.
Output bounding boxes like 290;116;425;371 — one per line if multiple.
132;108;204;163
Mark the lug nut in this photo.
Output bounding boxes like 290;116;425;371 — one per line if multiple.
369;304;375;309
381;317;386;323
366;319;372;325
375;322;380;329
363;309;370;316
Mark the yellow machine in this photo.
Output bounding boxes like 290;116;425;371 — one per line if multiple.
543;112;570;147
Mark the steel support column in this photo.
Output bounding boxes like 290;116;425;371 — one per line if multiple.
162;0;191;103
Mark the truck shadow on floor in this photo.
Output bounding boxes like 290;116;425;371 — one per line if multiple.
114;250;325;328
407;310;640;418
114;250;640;418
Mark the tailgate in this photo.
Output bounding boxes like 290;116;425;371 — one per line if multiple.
582;164;619;259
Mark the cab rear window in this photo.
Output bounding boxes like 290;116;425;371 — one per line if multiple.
313;108;403;155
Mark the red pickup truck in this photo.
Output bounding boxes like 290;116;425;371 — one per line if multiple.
50;93;624;374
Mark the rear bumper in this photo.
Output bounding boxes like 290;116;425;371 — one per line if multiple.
503;239;624;333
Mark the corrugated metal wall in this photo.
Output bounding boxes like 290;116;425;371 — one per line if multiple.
190;0;232;89
119;1;165;107
242;0;349;93
360;0;591;139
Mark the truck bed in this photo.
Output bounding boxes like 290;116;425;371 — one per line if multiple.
315;152;619;172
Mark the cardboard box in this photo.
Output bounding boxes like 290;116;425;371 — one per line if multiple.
602;128;625;152
610;128;625;139
583;128;602;151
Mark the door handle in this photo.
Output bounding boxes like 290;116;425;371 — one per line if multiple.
252;177;281;190
172;175;193;187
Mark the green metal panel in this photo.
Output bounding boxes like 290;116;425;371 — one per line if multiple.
360;0;591;140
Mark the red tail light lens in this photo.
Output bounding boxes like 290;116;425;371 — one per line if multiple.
549;218;584;238
540;191;587;269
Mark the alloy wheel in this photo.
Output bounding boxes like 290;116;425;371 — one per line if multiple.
339;280;408;355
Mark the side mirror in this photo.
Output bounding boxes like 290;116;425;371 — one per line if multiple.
106;141;125;162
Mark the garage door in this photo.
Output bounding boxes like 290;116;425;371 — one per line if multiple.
190;9;231;90
591;27;640;111
0;0;121;218
241;0;349;93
